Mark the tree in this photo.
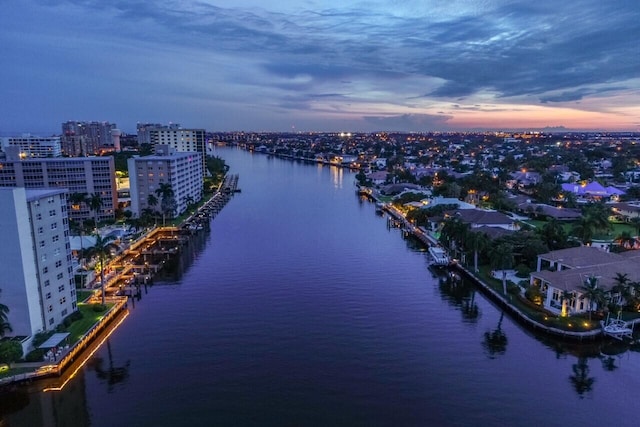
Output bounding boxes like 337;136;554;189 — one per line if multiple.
490;243;514;295
87;193;104;229
0;289;11;338
439;217;469;256
572;217;595;245
155;183;176;226
0;341;22;367
539;218;569;250
560;290;575;317
579;275;605;320
86;234;116;305
611;272;631;311
466;231;490;272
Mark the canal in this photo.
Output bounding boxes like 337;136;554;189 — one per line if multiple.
3;147;640;426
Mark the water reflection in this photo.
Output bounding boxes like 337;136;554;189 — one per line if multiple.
86;340;130;393
569;357;595;398
483;312;508;359
437;272;481;324
330;165;343;188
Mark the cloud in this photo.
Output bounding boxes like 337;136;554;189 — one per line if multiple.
0;0;639;132
362;113;453;132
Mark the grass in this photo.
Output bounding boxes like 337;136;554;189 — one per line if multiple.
75;290;94;302
471;264;599;332
523;219;637;241
0;367;35;380
65;303;114;344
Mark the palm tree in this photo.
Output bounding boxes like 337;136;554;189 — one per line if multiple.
87;193;103;229
611;272;630;311
579;275;605;320
439;217;468;256
0;289;12;338
490;243;514;295
466;231;490;272
572;217;594;245
539;218;568;250
560;290;575;317
155;183;176;226
86;234;116;305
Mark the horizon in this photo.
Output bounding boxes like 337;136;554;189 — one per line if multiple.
1;1;639;134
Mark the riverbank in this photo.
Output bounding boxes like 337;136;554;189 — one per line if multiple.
0;177;240;388
357;185;637;342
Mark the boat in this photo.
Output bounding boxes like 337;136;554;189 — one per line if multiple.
429;246;450;266
601;313;634;341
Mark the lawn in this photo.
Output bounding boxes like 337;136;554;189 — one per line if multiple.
523;219;637;240
75;290;94;302
66;303;114;344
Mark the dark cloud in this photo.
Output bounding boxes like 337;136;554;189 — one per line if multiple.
1;0;639;132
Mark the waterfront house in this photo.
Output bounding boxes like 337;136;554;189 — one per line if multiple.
561;181;625;203
530;246;640;316
445;209;519;231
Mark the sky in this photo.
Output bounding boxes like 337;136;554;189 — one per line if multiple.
1;0;639;134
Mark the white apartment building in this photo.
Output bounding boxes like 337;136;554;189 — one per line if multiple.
0;188;77;351
128;146;203;219
0;147;117;222
146;126;207;175
1;134;62;158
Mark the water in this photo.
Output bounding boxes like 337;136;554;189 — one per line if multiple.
3;147;640;426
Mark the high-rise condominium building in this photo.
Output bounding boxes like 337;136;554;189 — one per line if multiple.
136;124;207;175
0;147;117;222
61;121;116;156
0;134;62;158
0;187;77;352
128;145;203;219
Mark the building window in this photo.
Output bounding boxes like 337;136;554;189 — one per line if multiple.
38;226;44;234
43;266;48;274
51;222;58;230
61;309;68;316
41;254;47;262
36;213;42;220
49;317;54;325
44;280;50;287
56;272;64;280
58;284;65;292
48;305;53;312
39;240;45;248
552;289;560;301
46;292;51;299
55;260;62;268
60;297;66;304
49;210;56;216
52;235;59;242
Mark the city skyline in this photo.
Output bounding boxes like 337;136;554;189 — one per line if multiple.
1;0;639;134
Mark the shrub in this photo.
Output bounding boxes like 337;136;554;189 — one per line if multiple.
32;331;52;348
24;348;47;362
525;285;544;306
515;264;531;278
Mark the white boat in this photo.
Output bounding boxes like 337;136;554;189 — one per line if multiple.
429;246;450;266
601;314;634;340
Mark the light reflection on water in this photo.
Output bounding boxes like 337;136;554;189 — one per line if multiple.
3;147;640;427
